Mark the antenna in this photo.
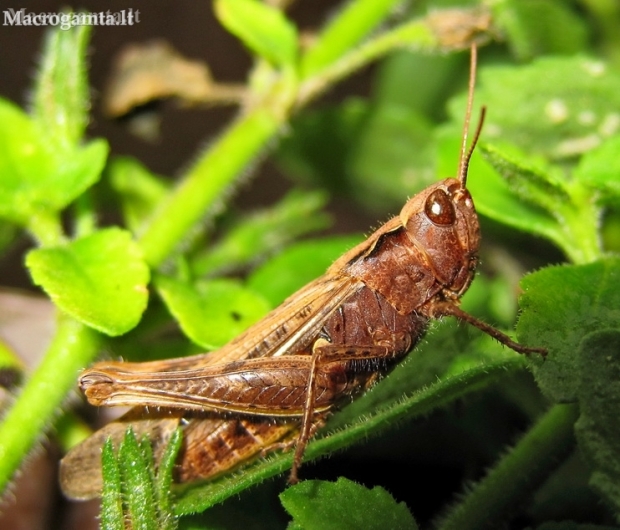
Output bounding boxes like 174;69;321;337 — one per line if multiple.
457;44;486;187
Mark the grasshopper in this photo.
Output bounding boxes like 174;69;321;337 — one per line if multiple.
60;45;544;500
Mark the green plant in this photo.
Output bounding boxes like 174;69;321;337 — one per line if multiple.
1;1;620;529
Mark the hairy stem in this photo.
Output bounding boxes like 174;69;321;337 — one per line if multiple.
0;315;99;493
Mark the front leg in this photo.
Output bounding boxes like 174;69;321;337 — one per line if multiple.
427;300;547;356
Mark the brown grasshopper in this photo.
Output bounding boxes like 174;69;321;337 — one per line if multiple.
60;45;545;500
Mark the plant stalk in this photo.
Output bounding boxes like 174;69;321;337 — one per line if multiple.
0;314;99;494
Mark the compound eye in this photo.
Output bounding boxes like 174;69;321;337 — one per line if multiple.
424;189;456;225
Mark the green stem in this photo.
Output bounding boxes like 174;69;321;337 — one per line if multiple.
28;210;65;247
137;108;282;268
435;403;579;530
300;0;402;79
0;314;99;493
72;191;97;238
299;18;436;105
298;7;489;107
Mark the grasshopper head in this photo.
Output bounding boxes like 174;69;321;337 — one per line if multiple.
399;178;480;297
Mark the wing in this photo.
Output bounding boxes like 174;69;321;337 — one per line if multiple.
79;274;363;412
81;274;364;376
60;409;299;500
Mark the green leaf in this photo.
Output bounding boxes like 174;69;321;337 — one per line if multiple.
0;98;108;225
118;430;158;530
214;0;298;67
26;227;150;336
444;131;603;263
448;56;620;160
472;142;574;253
156;428;183;517
32;21;91;150
54;411;92;454
373;51;462;119
574;330;620;517
247;235;361;307
479;143;570;210
277;99;435;213
517;257;620;402
101;429;180;530
109;156;171;233
191;189;331;276
574;133;620;202
0;336;23;373
101;438;125;530
493;0;589;61
50;138;109;210
155;275;270;350
277;100;367;194
280;478;418;530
